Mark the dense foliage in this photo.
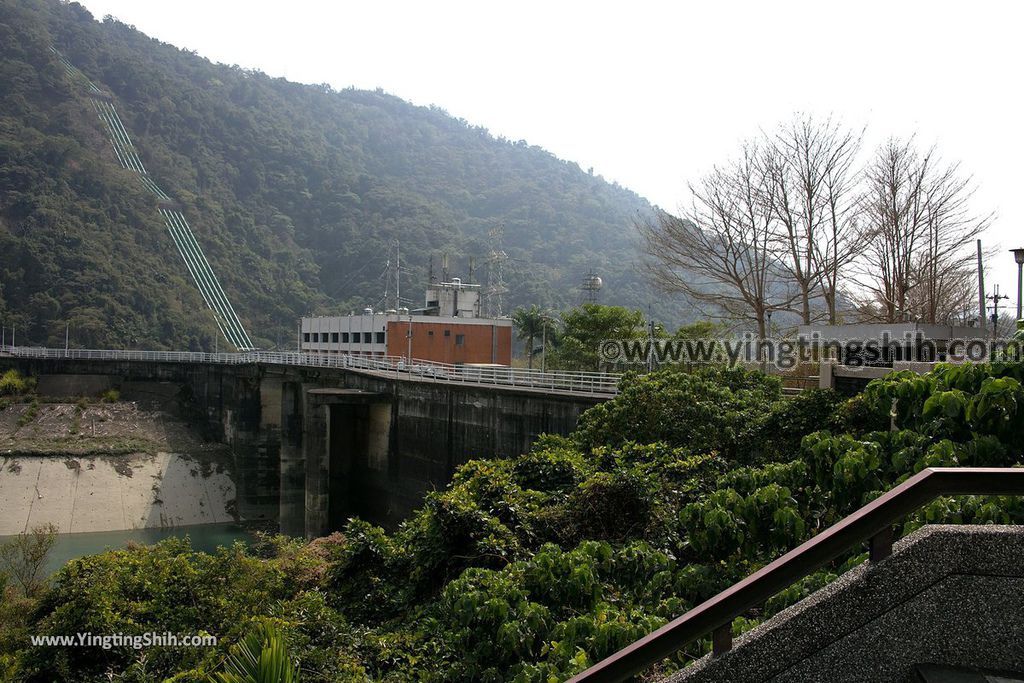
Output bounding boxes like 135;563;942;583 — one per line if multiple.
2;361;1022;681
0;0;671;350
0;370;35;397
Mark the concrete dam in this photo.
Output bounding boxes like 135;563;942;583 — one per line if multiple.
0;355;607;537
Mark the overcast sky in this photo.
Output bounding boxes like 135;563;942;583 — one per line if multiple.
77;0;1024;310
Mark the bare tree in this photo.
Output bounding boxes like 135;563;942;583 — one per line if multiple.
914;159;992;323
644;121;992;333
992;311;1019;339
812;124;865;324
763;116;864;324
856;138;990;324
639;144;796;338
0;523;57;597
906;251;978;325
856;140;931;322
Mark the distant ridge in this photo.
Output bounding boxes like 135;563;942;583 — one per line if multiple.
0;0;677;350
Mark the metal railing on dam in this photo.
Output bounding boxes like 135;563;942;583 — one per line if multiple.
1;346;622;396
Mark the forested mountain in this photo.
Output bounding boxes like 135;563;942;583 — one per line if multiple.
0;0;678;350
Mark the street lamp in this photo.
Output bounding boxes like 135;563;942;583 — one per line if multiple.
1012;248;1024;322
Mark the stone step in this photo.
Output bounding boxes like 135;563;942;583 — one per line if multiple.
915;664;1024;683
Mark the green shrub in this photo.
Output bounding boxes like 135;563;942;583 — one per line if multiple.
512;445;588;493
0;524;58;597
429;541;672;681
0;370;33;397
750;389;845;463
22;538;291;681
325;519;406;623
100;388;120;403
211;619;301;683
556;469;660;544
829;391;890;434
573;365;780;462
16;399;39;428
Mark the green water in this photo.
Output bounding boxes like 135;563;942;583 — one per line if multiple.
0;523;255;577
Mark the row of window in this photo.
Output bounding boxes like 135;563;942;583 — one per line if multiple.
304;332;385;344
302;331;467;346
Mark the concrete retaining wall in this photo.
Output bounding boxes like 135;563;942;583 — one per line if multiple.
0;453;237;535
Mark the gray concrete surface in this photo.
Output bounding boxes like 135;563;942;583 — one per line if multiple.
0;453;237;534
664;525;1024;683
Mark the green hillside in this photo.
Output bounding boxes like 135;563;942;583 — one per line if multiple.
0;0;675;350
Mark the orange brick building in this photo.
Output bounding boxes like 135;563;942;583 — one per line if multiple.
386;318;511;365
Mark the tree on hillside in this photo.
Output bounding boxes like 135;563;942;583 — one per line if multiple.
639;143;797;338
550;304;645;371
856;139;991;324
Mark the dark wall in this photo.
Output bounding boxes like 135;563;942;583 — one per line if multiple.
345;377;601;528
0;357;606;533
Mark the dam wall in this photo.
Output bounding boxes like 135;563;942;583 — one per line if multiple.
0;356;606;535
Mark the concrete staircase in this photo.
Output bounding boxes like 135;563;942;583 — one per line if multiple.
664;525;1024;683
914;664;1024;683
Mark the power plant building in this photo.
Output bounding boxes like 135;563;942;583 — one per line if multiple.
300;279;512;365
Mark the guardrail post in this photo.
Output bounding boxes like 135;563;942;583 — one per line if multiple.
712;622;732;656
869;525;893;562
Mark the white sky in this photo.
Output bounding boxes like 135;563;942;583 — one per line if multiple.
77;0;1024;312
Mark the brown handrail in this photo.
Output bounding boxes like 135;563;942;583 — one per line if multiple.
568;467;1024;683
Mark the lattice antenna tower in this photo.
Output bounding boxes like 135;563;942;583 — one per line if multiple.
377;240;405;311
485;225;509;317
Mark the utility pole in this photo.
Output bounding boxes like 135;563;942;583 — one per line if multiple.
988;285;1009;339
977;240;987;330
65;323;69;357
394;240;401;312
541;321;547;373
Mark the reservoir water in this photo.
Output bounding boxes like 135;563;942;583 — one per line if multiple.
0;522;256;577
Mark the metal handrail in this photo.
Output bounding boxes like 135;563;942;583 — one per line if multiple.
569;467;1024;683
0;346;621;395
